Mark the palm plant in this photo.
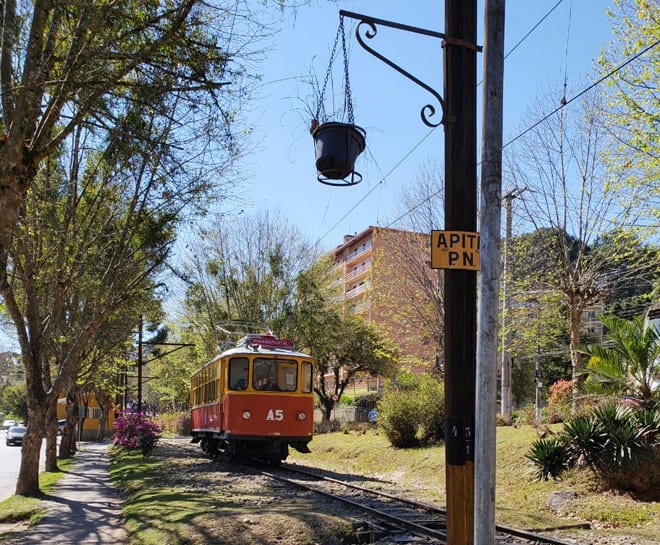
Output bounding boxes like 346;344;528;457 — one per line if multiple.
591;404;650;471
580;315;660;402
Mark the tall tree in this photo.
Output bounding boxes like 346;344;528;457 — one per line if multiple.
599;0;660;227
1;0;290;496
0;0;265;271
310;315;398;423
391;160;444;365
506;86;658;405
4;120;179;495
181;209;321;347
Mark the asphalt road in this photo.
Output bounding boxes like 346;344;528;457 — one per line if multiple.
0;430;48;501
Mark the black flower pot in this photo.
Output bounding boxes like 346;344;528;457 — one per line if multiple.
312;122;366;186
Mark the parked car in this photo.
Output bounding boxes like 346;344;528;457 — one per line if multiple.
6;425;26;446
58;420;66;435
2;419;16;430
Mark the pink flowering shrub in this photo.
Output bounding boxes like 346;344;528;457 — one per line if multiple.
113;412;162;455
546;379;573;423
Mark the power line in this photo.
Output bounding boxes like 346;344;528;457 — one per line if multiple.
388;37;660;229
505;38;660;149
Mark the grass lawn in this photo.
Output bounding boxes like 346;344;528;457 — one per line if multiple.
0;457;75;528
289;424;659;544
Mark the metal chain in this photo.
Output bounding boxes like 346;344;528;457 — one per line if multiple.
316;17;342;122
315;14;354;125
340;15;355;125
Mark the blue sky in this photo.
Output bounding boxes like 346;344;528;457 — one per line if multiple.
0;1;617;350
238;0;614;251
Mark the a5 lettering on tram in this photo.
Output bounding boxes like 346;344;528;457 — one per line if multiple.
190;334;315;463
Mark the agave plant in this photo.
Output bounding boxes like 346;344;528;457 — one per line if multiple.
592;404;651;471
526;437;570;481
560;414;606;468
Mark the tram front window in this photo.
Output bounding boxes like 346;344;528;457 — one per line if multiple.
254;358;297;391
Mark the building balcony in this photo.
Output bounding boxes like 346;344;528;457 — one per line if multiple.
345;282;370;299
345;263;371;283
350;299;371;314
344;244;372;265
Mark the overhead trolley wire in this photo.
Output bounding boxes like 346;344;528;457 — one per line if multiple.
388;37;660;230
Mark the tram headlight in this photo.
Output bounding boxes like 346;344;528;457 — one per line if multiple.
242;411;251;420
297;412;306;421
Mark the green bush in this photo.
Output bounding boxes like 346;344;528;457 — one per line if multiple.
377;374;445;448
377;388;421;448
353;393;380;409
526;437;570;481
154;411;190;436
418;378;445;443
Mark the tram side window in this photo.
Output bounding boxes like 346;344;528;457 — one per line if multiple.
229;357;250;390
301;361;313;393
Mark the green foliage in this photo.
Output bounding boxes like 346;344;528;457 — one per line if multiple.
154;411;190;437
417;378;445;444
377;388;420;448
377;374;444;448
389;372;422;391
561;415;606;468
526;437;570;481
599;0;660;223
352;393;380;409
0;383;28;422
527;403;660;495
580;315;660;401
312;316;398;422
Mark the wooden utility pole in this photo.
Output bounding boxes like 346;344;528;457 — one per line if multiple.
475;1;506;545
443;1;478;543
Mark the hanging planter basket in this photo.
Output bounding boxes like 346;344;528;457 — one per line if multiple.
312;15;366;187
313;121;366;186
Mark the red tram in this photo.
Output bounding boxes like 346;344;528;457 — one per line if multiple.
190;334;315;462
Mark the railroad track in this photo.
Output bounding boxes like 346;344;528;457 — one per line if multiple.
255;462;581;545
164;439;583;545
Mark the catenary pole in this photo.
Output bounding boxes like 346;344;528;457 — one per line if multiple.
500;191;513;419
475;1;505;545
444;1;478;543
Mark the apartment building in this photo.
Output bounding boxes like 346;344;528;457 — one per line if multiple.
329;226;441;373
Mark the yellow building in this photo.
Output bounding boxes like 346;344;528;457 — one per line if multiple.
57;396;117;440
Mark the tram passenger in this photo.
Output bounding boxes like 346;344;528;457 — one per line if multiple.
265;375;279;390
234;368;249;390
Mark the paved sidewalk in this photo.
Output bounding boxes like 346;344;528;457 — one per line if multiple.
4;441;127;545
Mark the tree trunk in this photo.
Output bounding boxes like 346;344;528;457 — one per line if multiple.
16;401;46;496
59;392;78;459
44;399;59;472
568;303;584;411
321;399;334;423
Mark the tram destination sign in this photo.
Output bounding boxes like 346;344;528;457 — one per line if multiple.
431;230;480;271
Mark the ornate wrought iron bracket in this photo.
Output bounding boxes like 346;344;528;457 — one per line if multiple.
340;10;482;128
